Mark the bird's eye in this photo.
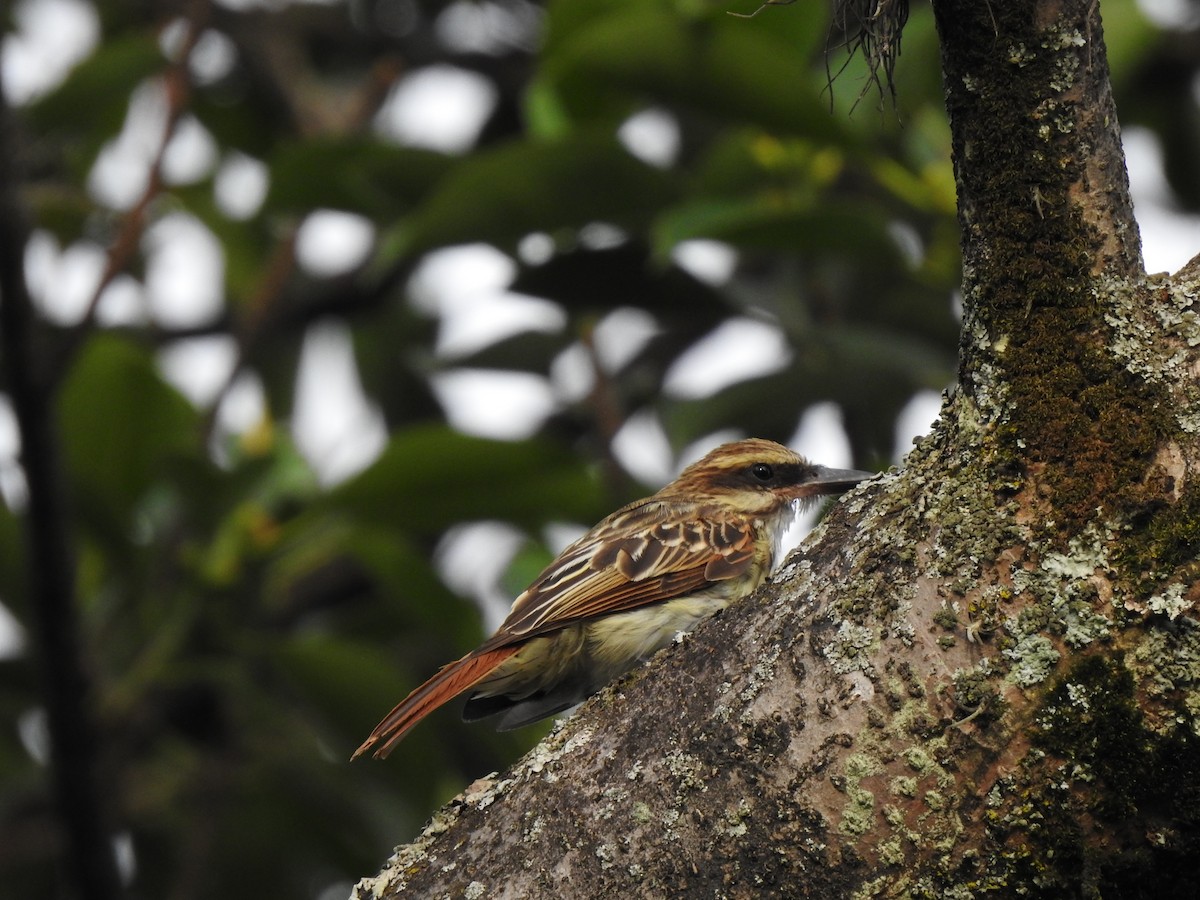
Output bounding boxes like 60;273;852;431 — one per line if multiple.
750;463;774;482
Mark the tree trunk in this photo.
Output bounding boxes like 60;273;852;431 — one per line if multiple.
354;1;1200;895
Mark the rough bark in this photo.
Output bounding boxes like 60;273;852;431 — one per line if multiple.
355;1;1200;895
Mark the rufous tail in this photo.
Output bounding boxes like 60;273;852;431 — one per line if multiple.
352;645;521;760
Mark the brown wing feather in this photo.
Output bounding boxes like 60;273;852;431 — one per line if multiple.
494;499;758;641
355;502;758;759
351;645;521;760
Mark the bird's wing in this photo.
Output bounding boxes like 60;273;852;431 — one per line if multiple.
490;499;759;645
353;501;760;760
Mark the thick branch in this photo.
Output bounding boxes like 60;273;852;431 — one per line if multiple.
933;0;1156;536
934;0;1141;286
933;0;1142;387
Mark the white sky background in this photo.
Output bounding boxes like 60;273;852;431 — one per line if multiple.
1;0;1199;652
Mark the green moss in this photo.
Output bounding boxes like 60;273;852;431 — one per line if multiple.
1003;331;1167;539
1114;484;1200;594
943;0;1172;548
1031;654;1144;816
959;654;1200;893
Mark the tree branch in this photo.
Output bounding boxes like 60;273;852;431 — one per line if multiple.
0;71;123;900
353;1;1200;894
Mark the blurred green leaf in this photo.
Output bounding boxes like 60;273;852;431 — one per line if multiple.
511;243;730;318
337;523;477;638
26;34;162;173
661;324;953;453
266;138;454;219
689;131;845;199
273;633;412;736
385;133;678;259
536;8;841;139
655;197;901;259
501;538;558;599
448;330;565;373
1101;0;1159;84
323;427;605;534
59;336;199;532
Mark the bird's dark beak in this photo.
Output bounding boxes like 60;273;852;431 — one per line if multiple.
801;466;874;496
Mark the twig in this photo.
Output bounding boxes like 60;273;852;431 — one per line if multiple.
55;10;207;384
201;56;406;440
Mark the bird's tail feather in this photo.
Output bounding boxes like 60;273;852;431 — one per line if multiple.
352;645;521;760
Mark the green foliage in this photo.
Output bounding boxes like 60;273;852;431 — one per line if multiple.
324;427;607;532
59;336;200;532
25;33;162;175
391;131;680;256
0;0;1186;897
265;138;453;219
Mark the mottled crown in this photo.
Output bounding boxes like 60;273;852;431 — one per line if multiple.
661;439;867;509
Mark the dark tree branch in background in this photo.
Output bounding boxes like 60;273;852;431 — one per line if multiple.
0;82;123;900
81;18;202;318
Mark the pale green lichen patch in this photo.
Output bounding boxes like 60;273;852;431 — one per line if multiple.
890;775;918;798
822;621;879;674
524;723;594;781
594;785;630;821
878;834;906;866
1104;276;1200;433
722;799;753;837
737;645;781;709
844;752;883;780
835;706;965;866
630;801;653;824
521;815;544;843
834;751;883;836
1004;633;1061;686
662;748;708;793
900;746;934;776
1147;583;1190;619
1128;616;1200;736
839;781;877;836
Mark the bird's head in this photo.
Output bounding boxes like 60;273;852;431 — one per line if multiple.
662;438;871;514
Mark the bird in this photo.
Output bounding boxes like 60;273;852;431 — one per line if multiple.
353;438;870;759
